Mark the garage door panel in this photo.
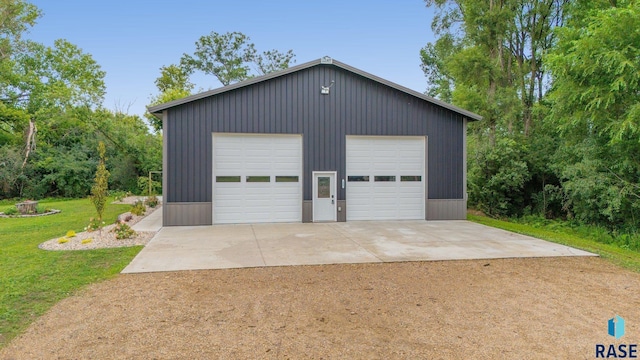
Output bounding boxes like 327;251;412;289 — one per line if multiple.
347;136;425;221
213;134;302;224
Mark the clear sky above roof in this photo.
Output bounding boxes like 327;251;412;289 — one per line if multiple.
27;0;437;118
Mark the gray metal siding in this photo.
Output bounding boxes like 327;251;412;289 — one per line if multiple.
165;64;465;203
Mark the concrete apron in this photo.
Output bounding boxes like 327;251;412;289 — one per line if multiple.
121;220;597;274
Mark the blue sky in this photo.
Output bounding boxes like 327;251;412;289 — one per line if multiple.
27;1;437;118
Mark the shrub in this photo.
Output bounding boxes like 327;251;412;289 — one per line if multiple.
66;230;76;238
145;196;159;208
137;176;161;196
109;190;131;202
468;137;531;218
130;201;146;216
3;207;18;215
84;217;104;232
81;238;93;244
112;223;137;240
58;237;69;244
90;142;110;223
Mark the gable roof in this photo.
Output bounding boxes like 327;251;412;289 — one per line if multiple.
147;57;482;121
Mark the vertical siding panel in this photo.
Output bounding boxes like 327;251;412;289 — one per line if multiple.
204;100;211;202
291;74;298;134
167;112;174;202
191;105;197;202
179;107;185;202
181;107;188;202
240;88;251;133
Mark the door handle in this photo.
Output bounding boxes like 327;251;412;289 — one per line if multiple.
331;199;334;204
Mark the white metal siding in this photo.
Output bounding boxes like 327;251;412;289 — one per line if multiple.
213;134;302;224
346;136;425;220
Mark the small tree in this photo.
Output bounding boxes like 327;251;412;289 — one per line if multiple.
90;142;109;232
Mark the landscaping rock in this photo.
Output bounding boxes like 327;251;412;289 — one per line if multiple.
38;205;160;251
117;212;134;223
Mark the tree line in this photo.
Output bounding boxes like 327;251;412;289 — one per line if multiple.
421;0;639;231
0;1;296;200
0;1;162;199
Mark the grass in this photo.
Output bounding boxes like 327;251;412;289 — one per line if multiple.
0;198;141;349
468;214;640;272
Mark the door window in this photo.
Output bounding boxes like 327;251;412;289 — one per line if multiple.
317;177;330;198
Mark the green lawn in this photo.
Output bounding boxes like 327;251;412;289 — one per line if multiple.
0;198;142;348
468;214;640;272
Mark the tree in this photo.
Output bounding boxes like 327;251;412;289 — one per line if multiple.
144;64;194;132
3;38;105;169
422;0;568;218
0;0;40;61
254;49;296;75
179;31;296;86
145;89;190;132
422;0;566;138
545;0;640;228
154;64;194;93
180;31;256;86
90;141;109;228
0;1;162;201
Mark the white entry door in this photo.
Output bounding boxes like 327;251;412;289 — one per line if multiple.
313;172;337;222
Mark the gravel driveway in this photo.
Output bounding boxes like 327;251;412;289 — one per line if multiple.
2;257;639;359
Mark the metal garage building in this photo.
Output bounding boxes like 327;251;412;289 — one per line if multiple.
148;57;481;226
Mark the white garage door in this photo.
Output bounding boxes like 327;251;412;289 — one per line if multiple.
346;136;425;221
213;134;302;224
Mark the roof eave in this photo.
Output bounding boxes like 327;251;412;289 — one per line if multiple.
330;60;482;121
147;57;482;121
147;58;323;115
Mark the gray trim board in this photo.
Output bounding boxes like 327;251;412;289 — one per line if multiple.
164;202;213;226
427;200;467;220
337;200;346;222
302;201;312;223
148;58;482;121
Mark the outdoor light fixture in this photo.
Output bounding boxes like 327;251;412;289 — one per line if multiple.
321;80;335;95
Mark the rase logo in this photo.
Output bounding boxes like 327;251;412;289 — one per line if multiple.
596;315;637;359
610;315;626;339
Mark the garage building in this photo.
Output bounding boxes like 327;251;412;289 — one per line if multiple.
148;57;481;226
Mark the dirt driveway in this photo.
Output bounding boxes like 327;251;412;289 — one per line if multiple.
2;257;639;359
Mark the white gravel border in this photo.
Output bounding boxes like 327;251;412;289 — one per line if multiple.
39;204;161;251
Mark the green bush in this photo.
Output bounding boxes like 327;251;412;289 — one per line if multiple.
468;137;531;217
130;201;146;216
112;222;137;240
31;145;98;198
84;217;104;232
145;196;159;208
137;176;161;196
3;207;18;215
108;190;132;202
